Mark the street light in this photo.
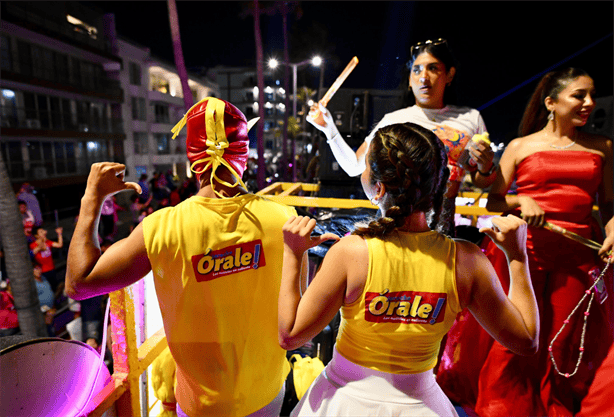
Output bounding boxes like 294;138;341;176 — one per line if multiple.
268;56;322;117
268;56;321;182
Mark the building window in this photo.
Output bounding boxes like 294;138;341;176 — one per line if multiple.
86;140;109;163
245;106;254;116
150;73;168;93
131;97;146;121
1;35;12;72
133;132;149;154
154;104;170;124
129;62;141;86
66;15;98;40
1;89;18;128
154;133;170;154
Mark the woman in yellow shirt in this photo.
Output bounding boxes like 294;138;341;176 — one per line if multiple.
278;122;540;416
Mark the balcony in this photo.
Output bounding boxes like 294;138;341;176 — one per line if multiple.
2;3;117;58
1;104;124;137
2;62;124;102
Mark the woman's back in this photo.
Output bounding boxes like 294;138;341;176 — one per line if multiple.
337;231;460;374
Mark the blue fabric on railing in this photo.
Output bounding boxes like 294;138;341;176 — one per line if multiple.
308;208;377;258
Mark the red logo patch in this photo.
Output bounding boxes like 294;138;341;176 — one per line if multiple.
191;240;265;282
364;290;447;324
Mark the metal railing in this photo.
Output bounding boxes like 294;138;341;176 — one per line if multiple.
1;104;124;134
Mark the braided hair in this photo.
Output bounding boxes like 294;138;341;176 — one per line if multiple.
353;122;450;238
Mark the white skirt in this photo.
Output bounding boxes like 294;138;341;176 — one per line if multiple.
290;348;459;417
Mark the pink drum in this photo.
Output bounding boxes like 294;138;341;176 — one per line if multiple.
0;338;112;417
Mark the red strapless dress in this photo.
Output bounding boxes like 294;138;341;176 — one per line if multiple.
437;151;613;416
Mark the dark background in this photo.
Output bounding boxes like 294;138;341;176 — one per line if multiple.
83;0;613;144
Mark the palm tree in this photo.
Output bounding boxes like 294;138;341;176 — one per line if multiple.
277;2;302;181
0;152;46;336
167;0;193;111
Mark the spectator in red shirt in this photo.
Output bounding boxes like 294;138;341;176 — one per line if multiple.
0;280;19;337
30;226;63;292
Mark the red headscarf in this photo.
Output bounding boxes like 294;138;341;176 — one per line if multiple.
171;97;257;197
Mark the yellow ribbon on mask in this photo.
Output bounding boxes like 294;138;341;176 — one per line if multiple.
171;97;247;198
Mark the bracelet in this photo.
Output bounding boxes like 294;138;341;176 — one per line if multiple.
478;163;496;176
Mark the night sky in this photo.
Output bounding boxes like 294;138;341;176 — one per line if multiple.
84;1;613;144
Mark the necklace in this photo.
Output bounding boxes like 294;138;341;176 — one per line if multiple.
546;130;578;150
549;140;577;150
548;258;611;378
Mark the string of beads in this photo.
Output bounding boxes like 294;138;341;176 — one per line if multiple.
549;257;612;378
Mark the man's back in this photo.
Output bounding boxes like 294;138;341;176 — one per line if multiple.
142;194;296;417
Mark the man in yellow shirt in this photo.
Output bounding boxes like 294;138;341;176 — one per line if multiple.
66;98;298;416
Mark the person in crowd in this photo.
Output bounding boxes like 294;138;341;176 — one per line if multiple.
33;263;56;336
18;200;35;231
30;226;63;292
169;186;182;206
17;183;43;226
65;97;297;417
129;193;153;230
308;38;496;236
278;122;539;416
178;178;198;201
23;219;36;246
471;68;613;416
99;196;116;240
137;174;150;204
0;279;20;337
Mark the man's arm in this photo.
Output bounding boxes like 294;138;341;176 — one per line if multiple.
65;162;151;300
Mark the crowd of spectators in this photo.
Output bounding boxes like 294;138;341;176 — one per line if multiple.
1;173;200;348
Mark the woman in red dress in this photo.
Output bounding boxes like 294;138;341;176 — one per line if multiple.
475;68;613;416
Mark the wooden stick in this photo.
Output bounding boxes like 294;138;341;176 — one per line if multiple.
309;57;359;122
320;56;359;107
543;221;603;251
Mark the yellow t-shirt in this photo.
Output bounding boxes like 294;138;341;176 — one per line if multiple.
335;230;461;374
142;194;296;416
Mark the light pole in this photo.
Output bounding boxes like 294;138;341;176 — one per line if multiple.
268;56;321;181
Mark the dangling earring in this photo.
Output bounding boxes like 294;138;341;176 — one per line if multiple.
370;197;379;206
548;110;554;121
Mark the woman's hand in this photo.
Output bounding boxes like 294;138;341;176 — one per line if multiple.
469;139;495;174
599;218;614;263
306;103;340;141
283;216;340;257
517;195;545;227
480;215;528;261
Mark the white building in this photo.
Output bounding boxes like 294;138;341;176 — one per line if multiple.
0;2;126;216
208;65;288;159
116;39;219;187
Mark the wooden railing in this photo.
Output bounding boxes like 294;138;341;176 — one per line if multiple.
87;183;500;416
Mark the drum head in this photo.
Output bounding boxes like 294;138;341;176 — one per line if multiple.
0;337;111;417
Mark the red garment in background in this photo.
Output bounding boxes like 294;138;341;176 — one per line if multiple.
0;291;19;330
439;151;613;415
578;342;614;417
30;240;55;272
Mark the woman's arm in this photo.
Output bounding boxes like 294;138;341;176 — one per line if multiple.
456;215;539;355
278;216;343;350
307;103;367;177
596;137;613;261
486;138;545;227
